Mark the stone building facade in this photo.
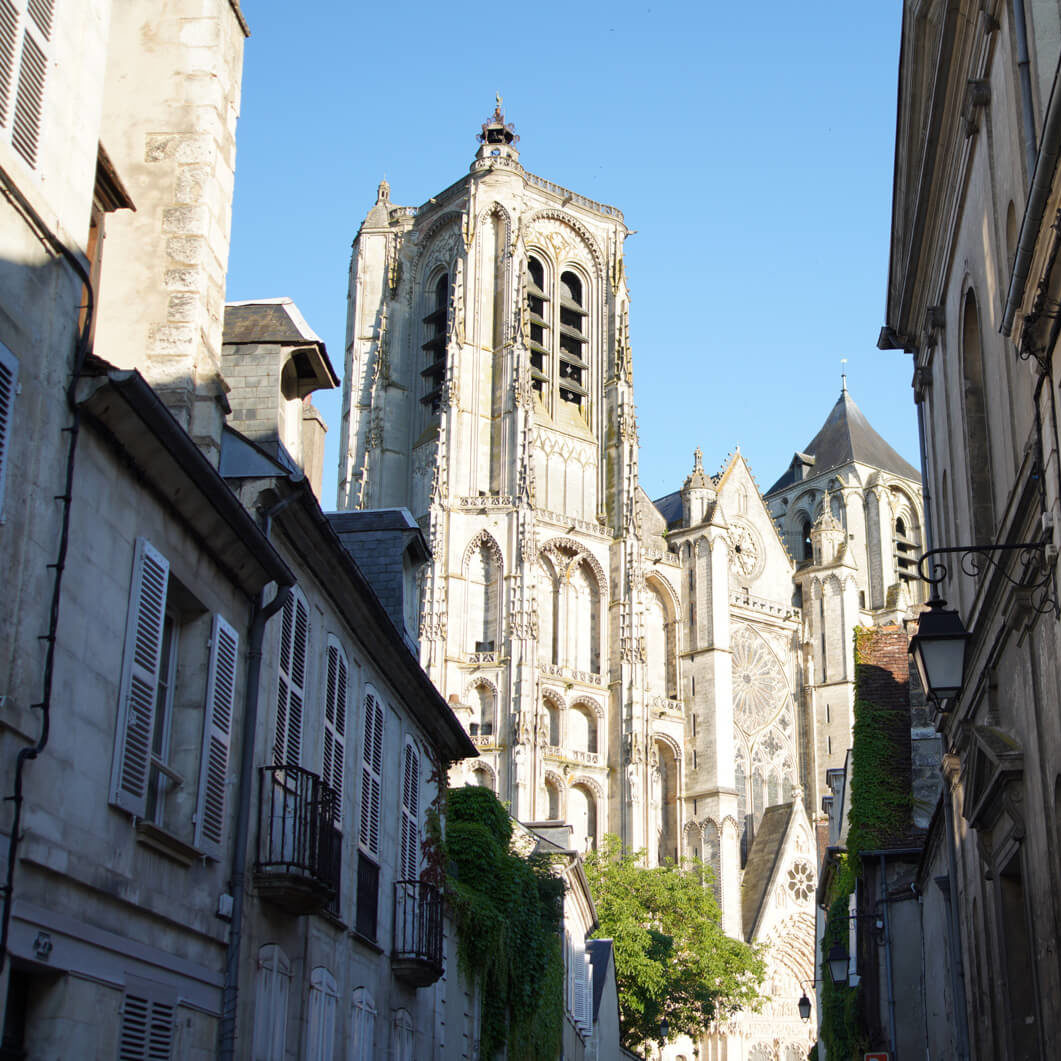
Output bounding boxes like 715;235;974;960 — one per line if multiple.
337;104;923;1056
882;0;1061;1057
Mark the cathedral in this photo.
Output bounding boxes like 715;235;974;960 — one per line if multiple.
337;102;923;1058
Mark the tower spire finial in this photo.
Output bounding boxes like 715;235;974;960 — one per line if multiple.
841;357;848;394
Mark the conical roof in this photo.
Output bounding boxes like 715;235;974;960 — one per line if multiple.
766;389;920;495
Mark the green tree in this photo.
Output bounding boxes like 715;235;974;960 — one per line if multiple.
583;835;764;1051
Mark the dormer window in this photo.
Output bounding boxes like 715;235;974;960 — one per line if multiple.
420;273;449;416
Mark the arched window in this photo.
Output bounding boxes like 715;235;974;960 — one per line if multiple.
558;271;588;407
527;256;549;396
525;258;589;412
537;555;560;665
421;273;449;416
895;514;917;586
569;783;597;851
349;989;377;1061
569;560;600;673
962;290;995;543
470;684;495;737
545;776;561;820
644;585;669;698
466;541;500;652
544;697;561;746
801;518;813;562
305;967;338;1061
252;944;290;1061
472;765;494;790
391;1009;414;1061
568;703;598;754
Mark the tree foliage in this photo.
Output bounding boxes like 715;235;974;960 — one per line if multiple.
440;785;565;1060
583;835;765;1050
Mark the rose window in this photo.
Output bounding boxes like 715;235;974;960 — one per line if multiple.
787;860;814;901
732;625;788;733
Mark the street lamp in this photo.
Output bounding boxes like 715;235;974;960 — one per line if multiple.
908;596;970;705
826;942;849;985
797;992;812;1021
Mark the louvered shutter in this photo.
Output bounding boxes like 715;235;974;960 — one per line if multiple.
572;941;586;1029
0;342;17;520
305;968;338;1061
110;539;169;816
323;639;348;828
274;591;308;767
118;992;175;1061
193;614;238;857
358;693;383;856
399;741;420;880
0;0;52;168
252;944;290;1061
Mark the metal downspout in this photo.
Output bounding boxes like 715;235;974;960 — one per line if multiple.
1013;0;1039;183
916;399;934;555
879;854;898;1056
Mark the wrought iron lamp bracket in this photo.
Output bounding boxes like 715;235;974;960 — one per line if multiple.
917;542;1059;616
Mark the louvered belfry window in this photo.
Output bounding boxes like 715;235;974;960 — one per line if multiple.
323;637;348;828
399;740;420;880
359;691;384;856
274;590;309;767
0;0;52;168
0;342;18;521
420;272;449;415
526;256;549;395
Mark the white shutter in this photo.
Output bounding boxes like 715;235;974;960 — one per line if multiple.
110;539;169;816
193;614;238;857
274;591;308;767
358;692;384;856
253;944;290;1061
323;639;348;828
399;741;420;880
349;989;376;1061
0;342;17;520
573;941;586;1030
581;948;594;1035
0;0;51;167
305;967;338;1061
118;992;175;1061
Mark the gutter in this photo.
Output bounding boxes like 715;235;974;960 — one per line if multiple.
1003;50;1061;335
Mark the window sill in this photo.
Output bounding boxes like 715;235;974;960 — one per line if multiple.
348;929;384;956
316;908;348;933
134;821;201;866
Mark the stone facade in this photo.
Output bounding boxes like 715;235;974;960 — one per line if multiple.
337;104;924;1055
882;1;1061;1057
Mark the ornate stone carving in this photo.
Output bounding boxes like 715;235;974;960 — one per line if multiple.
732;624;790;734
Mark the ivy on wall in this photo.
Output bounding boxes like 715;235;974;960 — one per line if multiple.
436;785;565;1060
817;627;914;1057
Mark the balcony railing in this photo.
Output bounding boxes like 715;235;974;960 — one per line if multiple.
255;764;340;915
391;880;444;987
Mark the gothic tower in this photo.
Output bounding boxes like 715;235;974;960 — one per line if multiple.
338;103;660;858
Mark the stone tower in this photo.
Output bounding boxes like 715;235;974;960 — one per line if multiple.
337;103;660;860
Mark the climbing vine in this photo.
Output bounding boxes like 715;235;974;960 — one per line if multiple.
437;785;565;1060
818;628;914;1056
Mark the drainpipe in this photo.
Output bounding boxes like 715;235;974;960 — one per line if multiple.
217;492;297;1060
879;855;898;1057
1013;0;1039;184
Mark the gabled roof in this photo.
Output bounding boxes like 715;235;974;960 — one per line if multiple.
766;389;920;495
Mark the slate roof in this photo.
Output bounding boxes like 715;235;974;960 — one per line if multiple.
766;389;921;495
741;801;797;942
224;297;324;346
586;938;613;1020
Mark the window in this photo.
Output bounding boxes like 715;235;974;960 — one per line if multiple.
252;944;290;1061
109;539;239;859
118;981;176;1061
961;289;995;543
0;340;16;520
349;989;377;1061
392;1009;414;1061
568;703;598;754
274;589;309;767
469;683;494;738
420;272;449;416
399;739;420;881
0;0;52;168
525;256;589;411
305;968;338;1061
323;638;349;827
466;539;500;653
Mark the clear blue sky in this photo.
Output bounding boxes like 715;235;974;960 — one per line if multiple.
226;1;917;507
